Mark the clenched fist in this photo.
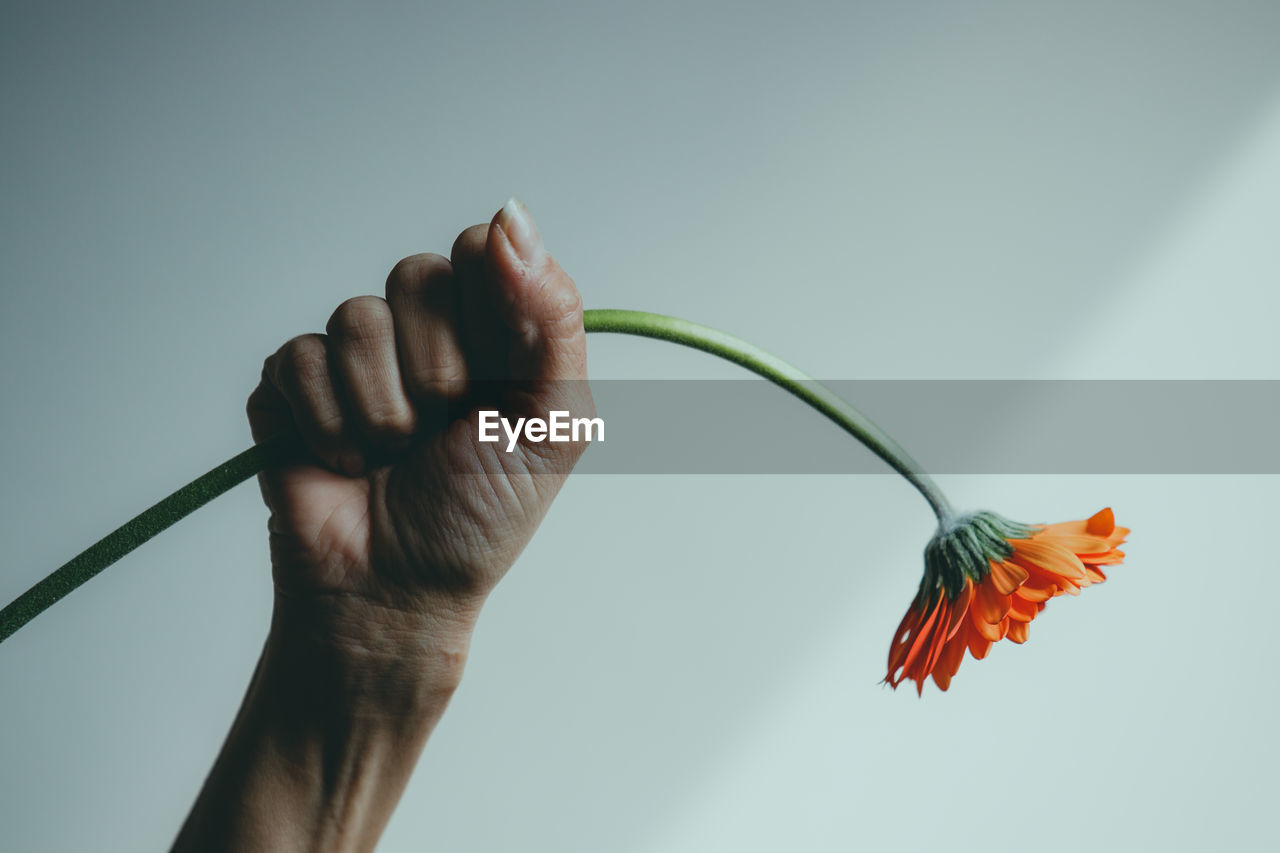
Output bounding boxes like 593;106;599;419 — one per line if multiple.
247;198;593;629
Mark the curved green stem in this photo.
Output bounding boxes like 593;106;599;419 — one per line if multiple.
0;310;952;645
0;438;295;644
583;310;953;521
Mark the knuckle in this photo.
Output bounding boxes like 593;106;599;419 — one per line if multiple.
312;408;345;440
544;269;585;333
361;400;416;438
281;335;329;388
245;382;272;416
385;253;450;299
327;295;392;341
408;365;468;401
450;224;489;265
550;279;584;326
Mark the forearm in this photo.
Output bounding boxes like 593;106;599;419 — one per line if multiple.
173;594;476;852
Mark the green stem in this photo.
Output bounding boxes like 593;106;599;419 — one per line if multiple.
0;438;295;645
583;310;953;521
0;309;952;645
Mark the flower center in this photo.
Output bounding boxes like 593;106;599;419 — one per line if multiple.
921;511;1041;603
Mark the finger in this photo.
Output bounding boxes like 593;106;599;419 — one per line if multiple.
325;296;418;464
451;222;508;383
484;198;594;473
384;253;468;411
485;198;588;384
246;377;293;446
244;376;316;508
262;333;352;474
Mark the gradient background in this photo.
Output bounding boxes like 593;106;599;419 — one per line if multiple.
3;1;1278;850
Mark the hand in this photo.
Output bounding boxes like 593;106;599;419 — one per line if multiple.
246;197;593;656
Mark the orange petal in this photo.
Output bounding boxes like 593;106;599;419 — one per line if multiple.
968;627;993;660
1086;507;1114;536
1016;569;1058;602
1041;533;1116;556
1008;595;1038;623
1023;562;1080;597
886;604;922;681
1011;539;1087;581
1006;620;1029;644
1041;521;1085;537
987;560;1029;595
973;579;1011;624
931;628;968;691
943;580;974;642
1041;511;1127;543
971;608;1008;641
901;598;946;677
1017;586;1053;603
922;596;961;678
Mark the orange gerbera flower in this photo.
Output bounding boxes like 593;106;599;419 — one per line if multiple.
885;507;1129;695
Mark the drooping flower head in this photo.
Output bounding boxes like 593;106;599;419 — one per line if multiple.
885;507;1128;695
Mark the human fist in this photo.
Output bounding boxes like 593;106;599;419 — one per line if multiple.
245;199;593;640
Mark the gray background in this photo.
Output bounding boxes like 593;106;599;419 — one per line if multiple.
2;1;1278;850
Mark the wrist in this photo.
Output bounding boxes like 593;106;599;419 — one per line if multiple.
173;595;477;851
263;590;481;717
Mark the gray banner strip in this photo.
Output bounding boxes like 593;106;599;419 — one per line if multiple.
558;380;1280;474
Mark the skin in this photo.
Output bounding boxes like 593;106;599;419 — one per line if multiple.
172;199;594;852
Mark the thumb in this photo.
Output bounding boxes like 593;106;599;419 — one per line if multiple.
485;198;589;385
483;199;595;471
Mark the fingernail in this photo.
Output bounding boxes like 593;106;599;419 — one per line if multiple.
497;196;544;264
